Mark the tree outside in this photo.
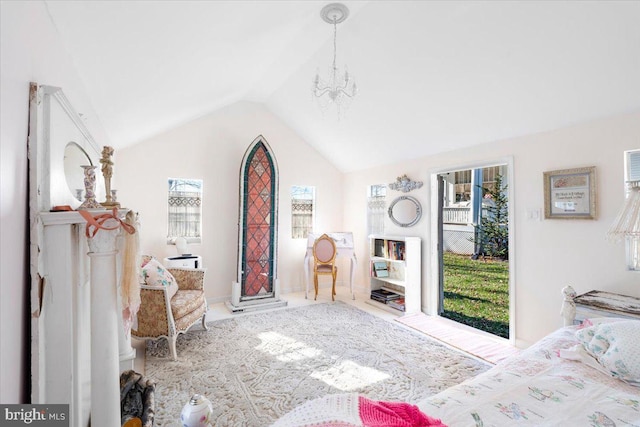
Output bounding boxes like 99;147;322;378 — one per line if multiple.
473;174;508;260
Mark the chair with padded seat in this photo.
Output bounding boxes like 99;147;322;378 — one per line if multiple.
132;255;208;360
312;233;338;301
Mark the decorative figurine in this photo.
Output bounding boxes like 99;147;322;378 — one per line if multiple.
100;145;120;208
77;165;102;210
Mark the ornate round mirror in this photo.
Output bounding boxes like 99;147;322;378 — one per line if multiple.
64;141;92;201
388;196;422;227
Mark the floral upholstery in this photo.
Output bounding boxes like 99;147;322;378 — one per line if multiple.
132;259;208;360
171;290;206;319
169;268;206;290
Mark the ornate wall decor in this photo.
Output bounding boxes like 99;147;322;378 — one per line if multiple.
389;174;423;193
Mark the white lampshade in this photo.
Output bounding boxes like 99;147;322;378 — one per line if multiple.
607;183;640;270
175;236;189;255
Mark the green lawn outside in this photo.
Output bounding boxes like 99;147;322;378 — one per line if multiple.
442;252;510;338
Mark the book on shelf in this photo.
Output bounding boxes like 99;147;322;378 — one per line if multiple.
387;297;406;312
370;294;390;304
374;239;386;258
370;289;402;302
374;269;389;278
372;261;389;278
387;240;406;261
373;261;388;270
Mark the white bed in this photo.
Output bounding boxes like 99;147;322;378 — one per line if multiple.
274;317;640;427
417;319;640;426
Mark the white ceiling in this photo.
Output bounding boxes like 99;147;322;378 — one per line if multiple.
45;1;640;172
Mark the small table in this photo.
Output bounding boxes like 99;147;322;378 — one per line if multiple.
573;290;640;323
163;255;202;269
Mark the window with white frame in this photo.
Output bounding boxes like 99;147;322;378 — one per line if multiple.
367;184;387;235
167;178;202;243
291;185;315;239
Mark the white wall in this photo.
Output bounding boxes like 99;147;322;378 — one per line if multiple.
115;101;345;302
0;1;109;403
344;112;640;347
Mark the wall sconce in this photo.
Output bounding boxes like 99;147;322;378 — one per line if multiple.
389;174;423;193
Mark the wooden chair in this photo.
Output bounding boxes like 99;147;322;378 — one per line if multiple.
313;234;338;301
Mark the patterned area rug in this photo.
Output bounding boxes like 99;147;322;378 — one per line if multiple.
145;302;490;426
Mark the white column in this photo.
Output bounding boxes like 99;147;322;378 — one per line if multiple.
86;219;121;427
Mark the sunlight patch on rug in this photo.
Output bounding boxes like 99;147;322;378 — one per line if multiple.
256;331;322;362
311;360;390;391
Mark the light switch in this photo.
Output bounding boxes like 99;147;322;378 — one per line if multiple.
526;208;541;221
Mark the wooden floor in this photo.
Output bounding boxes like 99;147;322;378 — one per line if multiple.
395;312;520;364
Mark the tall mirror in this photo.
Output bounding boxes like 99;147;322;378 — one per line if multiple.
64;141;93;201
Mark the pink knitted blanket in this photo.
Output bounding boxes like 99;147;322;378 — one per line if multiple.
272;393;447;427
355;396;446;427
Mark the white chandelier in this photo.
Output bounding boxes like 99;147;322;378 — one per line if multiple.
313;3;357;115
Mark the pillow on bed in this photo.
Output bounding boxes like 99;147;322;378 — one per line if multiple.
577;317;627;329
141;257;179;300
576;320;640;386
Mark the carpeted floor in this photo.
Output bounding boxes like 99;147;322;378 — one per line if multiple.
145;302;490;426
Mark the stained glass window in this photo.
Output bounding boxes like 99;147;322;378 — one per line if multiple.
241;143;276;297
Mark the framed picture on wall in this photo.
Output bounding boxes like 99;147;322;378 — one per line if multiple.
543;166;596;219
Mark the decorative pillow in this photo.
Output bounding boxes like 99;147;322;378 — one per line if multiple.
577;317;627;329
576;320;640;386
141;257;179;300
575;324;611;357
140;254;154;268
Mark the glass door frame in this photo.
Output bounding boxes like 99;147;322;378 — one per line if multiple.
427;156;516;345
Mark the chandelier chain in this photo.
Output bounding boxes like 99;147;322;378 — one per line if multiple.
332;18;337;72
312;3;356;117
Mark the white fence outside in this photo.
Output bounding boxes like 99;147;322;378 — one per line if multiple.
443;206;474;255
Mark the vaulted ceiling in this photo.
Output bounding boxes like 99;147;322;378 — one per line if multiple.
45;1;640;172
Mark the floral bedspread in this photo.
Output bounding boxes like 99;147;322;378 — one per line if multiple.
417;326;640;426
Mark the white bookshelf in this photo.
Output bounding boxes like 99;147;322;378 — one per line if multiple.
367;235;421;315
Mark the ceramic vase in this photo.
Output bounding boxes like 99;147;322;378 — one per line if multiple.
78;165;102;210
180;394;213;427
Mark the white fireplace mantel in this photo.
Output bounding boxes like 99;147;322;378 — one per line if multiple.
32;210;136;427
28;83;135;427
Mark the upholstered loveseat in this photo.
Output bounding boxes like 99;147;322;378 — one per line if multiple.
132;256;208;360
